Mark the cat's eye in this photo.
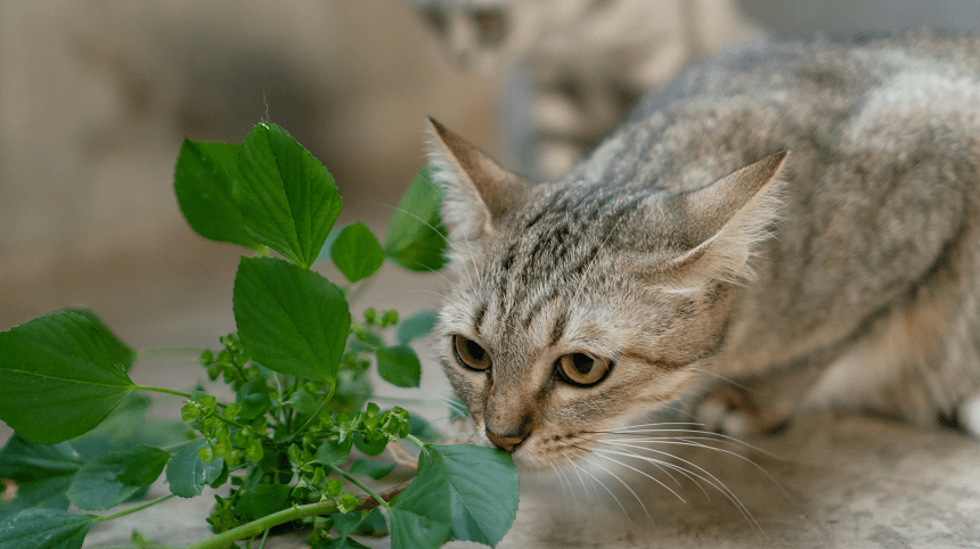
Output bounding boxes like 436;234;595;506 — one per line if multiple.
453;335;492;372
473;8;507;44
422;8;447;32
555;353;612;387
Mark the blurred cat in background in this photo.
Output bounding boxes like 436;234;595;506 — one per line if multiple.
411;0;762;179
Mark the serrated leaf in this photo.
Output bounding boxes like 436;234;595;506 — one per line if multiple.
437;444;519;545
314;439;352;467
384;167;448;272
348;458;395;481
376;345;421;388
331;222;384;283
174;139;259;248
232;483;290;521
233;122;342;268
233;257;351;381
0;508;95;549
0;310;137;444
165;440;225;498
67;446;170;511
388;448;452;549
396;310;438;344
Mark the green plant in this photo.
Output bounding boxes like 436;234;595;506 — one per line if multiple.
0;122;519;549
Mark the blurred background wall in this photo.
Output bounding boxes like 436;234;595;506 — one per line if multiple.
1;0;979;347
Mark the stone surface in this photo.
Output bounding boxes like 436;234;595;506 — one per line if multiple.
72;412;980;548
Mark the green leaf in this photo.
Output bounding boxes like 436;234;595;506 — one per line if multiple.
331;222;385;283
396;310;439;344
351;433;387;457
390;444;517;547
166;440;225;498
0;508;95;549
232;483;290;521
233;122;342;268
389;448;452;549
70;393;194;458
233;257;351;381
348;458;395;480
384;167;448;272
0;436;81;518
314;439;352;467
331;511;364;537
285;387;321;415
357;508;388;535
66;446;170;510
321;537;372;549
0;310;137;444
0;435;82;483
408;416;443;445
376;345;421;388
236;377;274;421
173;139;259;248
438;444;519;545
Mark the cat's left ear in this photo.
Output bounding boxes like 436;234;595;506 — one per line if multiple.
658;151;789;290
426;118;529;242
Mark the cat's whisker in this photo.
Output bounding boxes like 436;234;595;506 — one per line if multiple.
574;434;685;490
601;421;707;430
434;394;469;414
688;367;757;393
561;452;595;508
548;461;572;508
403;288;451;300
564;450;634;532
592;440;764;535
378;201;480;291
597;437;784;491
581;445;685;513
591;425;781;459
588;447;688;501
575;449;654;528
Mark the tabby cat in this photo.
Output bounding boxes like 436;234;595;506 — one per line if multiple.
411;0;761;180
428;31;980;468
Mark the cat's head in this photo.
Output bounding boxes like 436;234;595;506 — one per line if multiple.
427;119;786;467
409;0;558;72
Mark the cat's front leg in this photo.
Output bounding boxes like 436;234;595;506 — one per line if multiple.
689;360;828;437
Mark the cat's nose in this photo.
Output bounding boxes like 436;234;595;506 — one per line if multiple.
485;428;527;453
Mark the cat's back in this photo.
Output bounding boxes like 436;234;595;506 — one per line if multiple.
580;31;980;194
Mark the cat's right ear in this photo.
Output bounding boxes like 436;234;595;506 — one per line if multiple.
426;117;529;242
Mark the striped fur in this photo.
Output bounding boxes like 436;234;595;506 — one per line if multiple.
430;32;980;468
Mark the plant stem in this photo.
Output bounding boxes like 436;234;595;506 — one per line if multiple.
328;464;388;509
347;275;377;305
181;484;409;549
404;434;427;451
134;385;193;399
288;383;336;442
94;494;177;523
136;347;206;359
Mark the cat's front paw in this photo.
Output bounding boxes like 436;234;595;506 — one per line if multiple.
695;385;787;437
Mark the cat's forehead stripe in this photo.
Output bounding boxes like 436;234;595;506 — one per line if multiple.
473;301;488;336
497;196;642;338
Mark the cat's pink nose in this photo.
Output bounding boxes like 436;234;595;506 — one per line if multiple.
485;428;527;453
